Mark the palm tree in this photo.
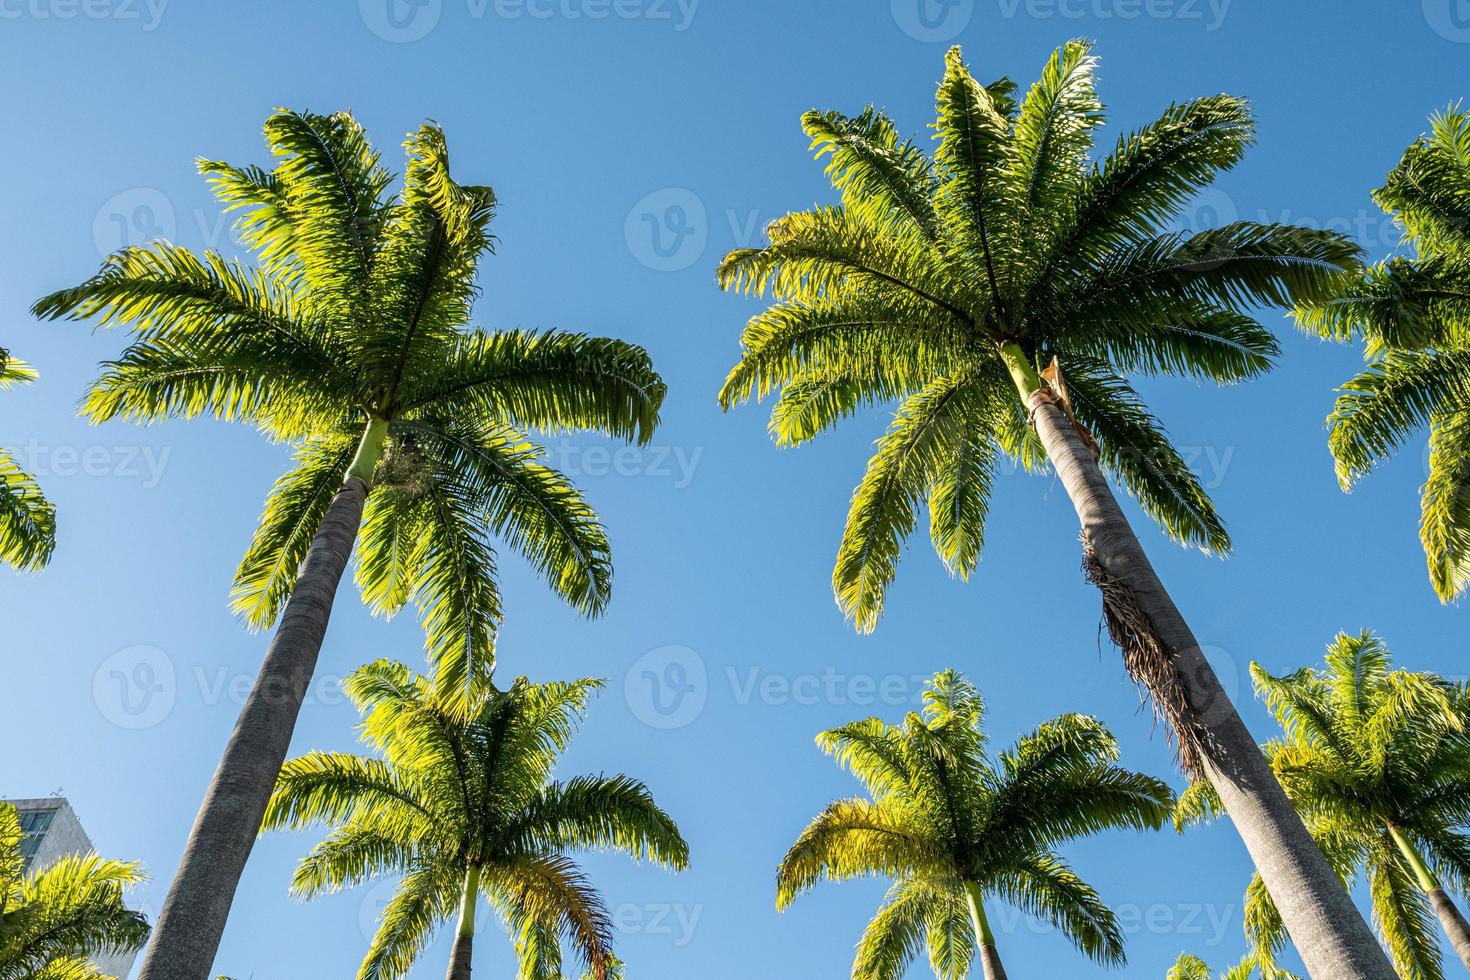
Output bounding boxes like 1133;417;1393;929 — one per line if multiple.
1167;953;1300;980
1178;631;1470;980
716;40;1391;978
262;659;687;980
0;349;55;571
1294;107;1470;603
32;111;665;980
0;803;150;979
778;669;1171;980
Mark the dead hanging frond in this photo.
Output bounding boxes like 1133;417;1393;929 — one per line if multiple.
375;439;432;500
1082;538;1206;776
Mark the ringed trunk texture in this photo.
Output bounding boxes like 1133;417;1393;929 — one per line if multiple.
445;864;480;980
976;944;1008;980
138;425;384;980
444;929;474;980
962;882;1009;980
1007;355;1394;980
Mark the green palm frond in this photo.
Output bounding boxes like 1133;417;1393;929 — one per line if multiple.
1296;106;1470;601
35;110;666;691
1168;952;1301;980
781;671;1171;976
1060;361;1229;553
231;433;359;626
719;42;1360;629
853;877;937;980
360;867;454;980
0;805;150;980
991;853;1124;965
263;661;686;979
1186;633;1470;978
0;448;56;573
0;353;55;572
1368;835;1442;980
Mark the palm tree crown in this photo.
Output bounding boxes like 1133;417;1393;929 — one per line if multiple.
1177;632;1470;980
33;111;665;695
0;803;150;979
718;40;1359;631
262;660;688;980
0;349;55;571
1295;107;1470;602
778;670;1172;979
1168;952;1300;980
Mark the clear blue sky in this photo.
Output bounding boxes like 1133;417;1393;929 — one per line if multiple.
2;2;1467;977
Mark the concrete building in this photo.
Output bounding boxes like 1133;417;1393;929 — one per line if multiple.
7;797;140;979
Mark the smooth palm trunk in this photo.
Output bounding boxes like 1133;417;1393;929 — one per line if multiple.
963;882;1008;980
137;420;387;980
999;346;1394;980
1389;825;1470;970
446;865;480;980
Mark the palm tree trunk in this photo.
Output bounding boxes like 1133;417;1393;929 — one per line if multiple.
1389;824;1470;970
997;344;1395;980
962;881;1008;980
136;419;389;980
445;864;481;980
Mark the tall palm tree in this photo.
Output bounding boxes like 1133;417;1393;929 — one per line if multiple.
1167;953;1300;980
262;659;688;980
716;40;1390;978
0;803;150;979
32;111;665;980
778;669;1171;980
1295;107;1470;603
1178;631;1470;980
0;348;55;571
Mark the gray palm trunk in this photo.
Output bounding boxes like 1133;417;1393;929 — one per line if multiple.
136;467;375;980
445;931;474;980
1389;824;1470;971
1023;386;1396;980
976;944;1008;980
1427;890;1470;970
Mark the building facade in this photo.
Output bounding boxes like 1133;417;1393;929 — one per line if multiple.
6;797;140;979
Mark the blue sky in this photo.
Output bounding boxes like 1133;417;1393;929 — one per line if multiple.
2;2;1468;977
